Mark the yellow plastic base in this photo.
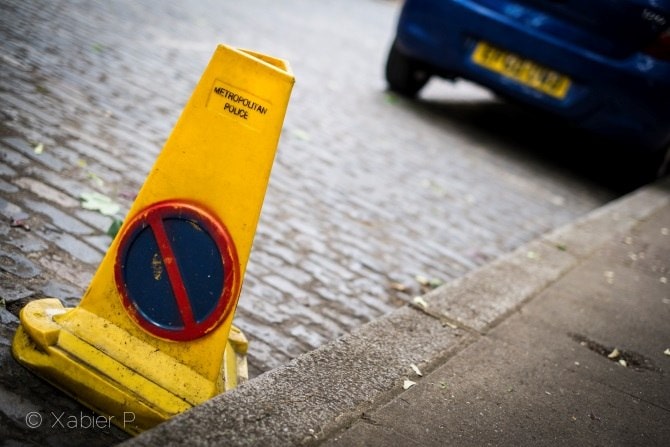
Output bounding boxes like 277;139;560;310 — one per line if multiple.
12;299;248;435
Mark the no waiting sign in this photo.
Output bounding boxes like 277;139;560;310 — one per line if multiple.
115;201;239;341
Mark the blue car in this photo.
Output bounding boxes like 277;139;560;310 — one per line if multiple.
386;0;670;176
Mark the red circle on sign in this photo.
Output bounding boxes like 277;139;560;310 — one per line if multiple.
114;200;240;341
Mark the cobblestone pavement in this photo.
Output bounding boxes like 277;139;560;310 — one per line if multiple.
1;0;621;445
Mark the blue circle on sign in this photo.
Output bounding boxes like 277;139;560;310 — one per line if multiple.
115;201;239;341
122;217;225;329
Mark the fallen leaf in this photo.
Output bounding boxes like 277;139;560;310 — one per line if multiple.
80;192;121;216
10;217;31;231
385;92;399;104
415;275;443;289
664;349;670;356
107;218;123;239
411;296;428;310
427;278;443;288
33;143;44;154
607;348;620;359
403;379;416;390
618;359;628;367
410;363;423;377
415;275;429;286
292;128;311;141
87;171;105;188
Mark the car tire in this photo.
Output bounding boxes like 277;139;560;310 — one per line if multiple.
385;41;431;97
640;143;670;180
654;143;670;179
625;143;670;189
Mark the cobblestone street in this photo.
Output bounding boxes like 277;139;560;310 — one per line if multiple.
1;1;621;445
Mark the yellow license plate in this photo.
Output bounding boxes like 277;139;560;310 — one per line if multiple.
471;41;571;99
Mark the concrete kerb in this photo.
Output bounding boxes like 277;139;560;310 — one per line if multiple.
422;176;670;334
124;177;670;447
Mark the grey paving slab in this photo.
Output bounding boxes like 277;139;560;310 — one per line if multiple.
324;198;670;447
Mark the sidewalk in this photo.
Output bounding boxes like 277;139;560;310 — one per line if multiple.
125;177;670;447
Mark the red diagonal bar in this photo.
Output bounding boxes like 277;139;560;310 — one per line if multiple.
148;214;196;328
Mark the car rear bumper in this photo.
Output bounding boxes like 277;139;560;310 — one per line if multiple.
394;0;670;151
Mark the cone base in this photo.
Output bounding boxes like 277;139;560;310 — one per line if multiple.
12;299;248;435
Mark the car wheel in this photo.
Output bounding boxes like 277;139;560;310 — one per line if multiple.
654;143;670;179
626;143;670;189
385;41;431;97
